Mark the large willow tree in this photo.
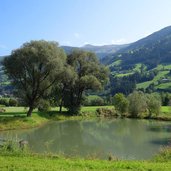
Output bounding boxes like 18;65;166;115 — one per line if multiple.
2;40;66;116
62;50;109;114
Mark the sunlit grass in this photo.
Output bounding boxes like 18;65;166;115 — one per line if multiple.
81;106;113;112
0;153;171;171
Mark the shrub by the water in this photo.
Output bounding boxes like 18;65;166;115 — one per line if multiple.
113;93;129;116
96;107;117;117
0;139;29;156
153;146;171;162
83;96;105;106
0;108;6;113
127;91;162;118
0;98;9;106
9;98;18;106
38;100;51;112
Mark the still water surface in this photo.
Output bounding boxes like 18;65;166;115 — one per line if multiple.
0;119;171;160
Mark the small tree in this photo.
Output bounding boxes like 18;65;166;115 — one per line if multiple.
128;91;147;118
2;40;66;116
83;96;105;106
38;99;51;112
146;94;161;118
113;93;129;115
9;98;18;106
0;98;9;106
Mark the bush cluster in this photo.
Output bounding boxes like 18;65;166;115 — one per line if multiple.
113;91;161;118
96;107;117;117
38;99;51;112
83;96;105;106
0;98;18;107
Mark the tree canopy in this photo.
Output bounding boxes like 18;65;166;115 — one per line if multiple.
2;40;66;116
62;50;109;114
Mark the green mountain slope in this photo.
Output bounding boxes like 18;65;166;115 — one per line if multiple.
106;26;171;93
106;26;171;70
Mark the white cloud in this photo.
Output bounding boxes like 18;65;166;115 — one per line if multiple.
111;38;128;44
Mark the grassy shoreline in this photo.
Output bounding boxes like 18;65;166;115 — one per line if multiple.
0;151;171;171
0;106;171;131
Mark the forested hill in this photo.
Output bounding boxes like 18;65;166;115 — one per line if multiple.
61;44;128;61
105;26;171;70
0;56;4;61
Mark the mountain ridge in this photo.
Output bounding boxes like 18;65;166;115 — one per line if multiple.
61;44;129;61
104;25;171;70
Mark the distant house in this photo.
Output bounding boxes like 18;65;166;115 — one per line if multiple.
161;78;170;83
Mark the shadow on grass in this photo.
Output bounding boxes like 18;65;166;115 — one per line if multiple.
36;110;71;119
0;112;26;116
0;109;72;123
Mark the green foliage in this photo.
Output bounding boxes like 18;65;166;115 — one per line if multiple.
128;91;147;117
146;94;161;117
38;99;51;112
9;98;18;106
83;96;105;106
0;98;18;107
96;107;117;117
113;93;129;115
128;91;162;118
63;50;109;115
2;40;66;116
160;92;171;106
0;98;9;106
0;139;29;156
110;75;136;95
154;147;171;162
0;108;6;113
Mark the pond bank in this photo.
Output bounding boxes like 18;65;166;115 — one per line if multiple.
0;106;171;131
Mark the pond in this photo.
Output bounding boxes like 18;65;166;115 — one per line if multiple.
0;118;171;160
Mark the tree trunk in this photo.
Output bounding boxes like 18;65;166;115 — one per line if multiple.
59;101;63;113
27;106;34;117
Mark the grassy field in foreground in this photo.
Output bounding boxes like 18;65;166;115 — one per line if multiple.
0;155;171;171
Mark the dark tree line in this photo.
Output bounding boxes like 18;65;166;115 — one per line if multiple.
109;69;158;96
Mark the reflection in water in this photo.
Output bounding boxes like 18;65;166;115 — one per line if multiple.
0;119;171;160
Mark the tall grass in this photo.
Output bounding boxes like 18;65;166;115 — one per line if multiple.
0;137;29;156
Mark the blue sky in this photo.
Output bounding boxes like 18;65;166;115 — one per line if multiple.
1;0;171;56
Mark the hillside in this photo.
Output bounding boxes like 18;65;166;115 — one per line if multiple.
0;56;12;96
61;44;128;61
106;26;171;93
0;56;4;61
1;26;171;94
106;26;171;69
